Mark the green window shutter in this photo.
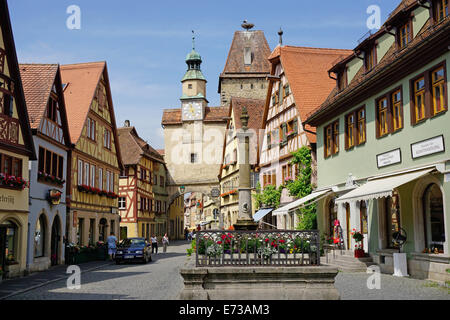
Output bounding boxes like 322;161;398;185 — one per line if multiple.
282;123;287;143
293;118;298;134
279;85;283;103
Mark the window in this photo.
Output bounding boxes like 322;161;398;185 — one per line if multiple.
345;113;356;149
410;62;447;124
4;221;18;262
47;96;58;122
324;120;339;158
90;165;96;187
37;147;64;179
398;22;411;49
84;162;89;185
435;0;449;22
283;84;291;96
104;129;112;149
160;176;164;187
377;97;389;137
190;153;197;163
0;48;5;73
338;69;348;90
414;77;426;121
98;168;103;190
153;174;157;185
432;66;446;115
188;84;192;89
357;107;366;144
34;215;46;258
392;90;403;131
1;94;13;117
109;171;114;193
364;45;376;71
78;159;83;185
86;118;96;140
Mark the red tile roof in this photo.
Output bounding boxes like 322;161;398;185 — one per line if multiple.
267;46;353;142
117;126;164;165
60;62;105;143
229;97;265;130
19;64;58;129
220;30;271;76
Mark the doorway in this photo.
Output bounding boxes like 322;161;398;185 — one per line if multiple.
422;184;445;253
99;218;107;242
0;226;6;278
51;216;61;266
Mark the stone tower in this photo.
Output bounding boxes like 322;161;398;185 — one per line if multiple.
218;22;272;108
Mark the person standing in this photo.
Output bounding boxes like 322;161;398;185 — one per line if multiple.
107;232;117;261
162;233;169;253
184;227;189;241
150;234;158;254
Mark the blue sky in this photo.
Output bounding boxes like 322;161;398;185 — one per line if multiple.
9;0;400;149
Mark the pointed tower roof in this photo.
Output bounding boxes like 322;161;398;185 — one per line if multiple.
181;31;206;82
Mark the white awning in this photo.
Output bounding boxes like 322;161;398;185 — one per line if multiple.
272;189;332;216
253;208;274;222
335;168;434;204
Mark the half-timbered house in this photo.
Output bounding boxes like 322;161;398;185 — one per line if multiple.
20;64;71;271
117;122;168;241
0;0;36;278
259;45;351;229
61;62;123;246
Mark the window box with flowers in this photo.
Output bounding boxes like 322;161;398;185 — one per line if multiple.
0;173;29;190
220;189;237;198
38;171;65;187
106;191;119;199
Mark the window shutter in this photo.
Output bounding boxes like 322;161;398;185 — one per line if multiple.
344;116;349;149
293;118;298;134
375;99;381;138
387;97;394;134
409;80;416;125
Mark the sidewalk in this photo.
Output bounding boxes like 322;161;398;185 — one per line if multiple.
0;260;112;300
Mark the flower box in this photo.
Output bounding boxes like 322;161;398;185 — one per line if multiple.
354;248;365;258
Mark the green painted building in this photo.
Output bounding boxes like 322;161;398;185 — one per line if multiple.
305;0;449;282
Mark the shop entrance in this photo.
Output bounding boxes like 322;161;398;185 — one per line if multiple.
51;216;61;266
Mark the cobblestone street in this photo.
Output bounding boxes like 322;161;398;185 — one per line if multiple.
4;241;191;300
2;240;449;300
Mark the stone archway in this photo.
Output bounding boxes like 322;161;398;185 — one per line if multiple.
50;215;62;266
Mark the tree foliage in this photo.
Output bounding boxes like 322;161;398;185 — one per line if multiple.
253;182;282;209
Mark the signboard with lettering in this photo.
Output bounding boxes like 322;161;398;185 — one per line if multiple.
411;135;445;159
377;148;402;168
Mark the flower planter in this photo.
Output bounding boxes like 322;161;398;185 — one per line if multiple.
354;248;365;258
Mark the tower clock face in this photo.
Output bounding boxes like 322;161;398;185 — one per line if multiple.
182;101;202;121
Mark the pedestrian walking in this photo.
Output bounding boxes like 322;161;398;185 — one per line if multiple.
184;227;189;241
107;232;117;261
162;233;169;253
151;234;158;254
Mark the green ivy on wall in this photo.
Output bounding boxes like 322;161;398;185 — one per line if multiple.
286;146;317;230
253;182;282;209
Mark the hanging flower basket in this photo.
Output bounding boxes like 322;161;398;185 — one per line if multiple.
48;189;62;205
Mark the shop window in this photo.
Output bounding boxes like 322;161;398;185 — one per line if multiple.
77;218;84;245
422;184;445;253
4;221;18;263
34;215;46;258
385;192;401;249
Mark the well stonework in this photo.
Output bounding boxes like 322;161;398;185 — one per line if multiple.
178;256;340;300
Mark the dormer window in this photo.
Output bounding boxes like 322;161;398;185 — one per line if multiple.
244;47;252;65
435;0;449;22
364;46;376;71
47;96;58;122
398;21;412;49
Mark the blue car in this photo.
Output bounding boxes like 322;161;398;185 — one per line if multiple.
115;237;152;264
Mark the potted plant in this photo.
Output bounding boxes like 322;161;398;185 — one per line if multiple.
351;229;365;258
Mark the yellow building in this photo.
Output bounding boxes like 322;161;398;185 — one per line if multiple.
168;195;184;240
0;0;36;278
117;123;168;240
61;62;123;246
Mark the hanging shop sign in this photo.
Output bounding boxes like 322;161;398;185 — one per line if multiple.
377;148;402;168
411;135;445;159
48;189;62;205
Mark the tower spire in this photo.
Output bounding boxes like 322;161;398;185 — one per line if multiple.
192;30;195;50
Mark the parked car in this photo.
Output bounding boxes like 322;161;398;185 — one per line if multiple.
115;237;152;264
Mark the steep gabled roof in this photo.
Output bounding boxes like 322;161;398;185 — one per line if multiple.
117;126;164;165
221;30;271;75
20;63;71;147
229;97;265;131
60;62;105;143
0;0;36;159
19;64;58;129
265;46;352;142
